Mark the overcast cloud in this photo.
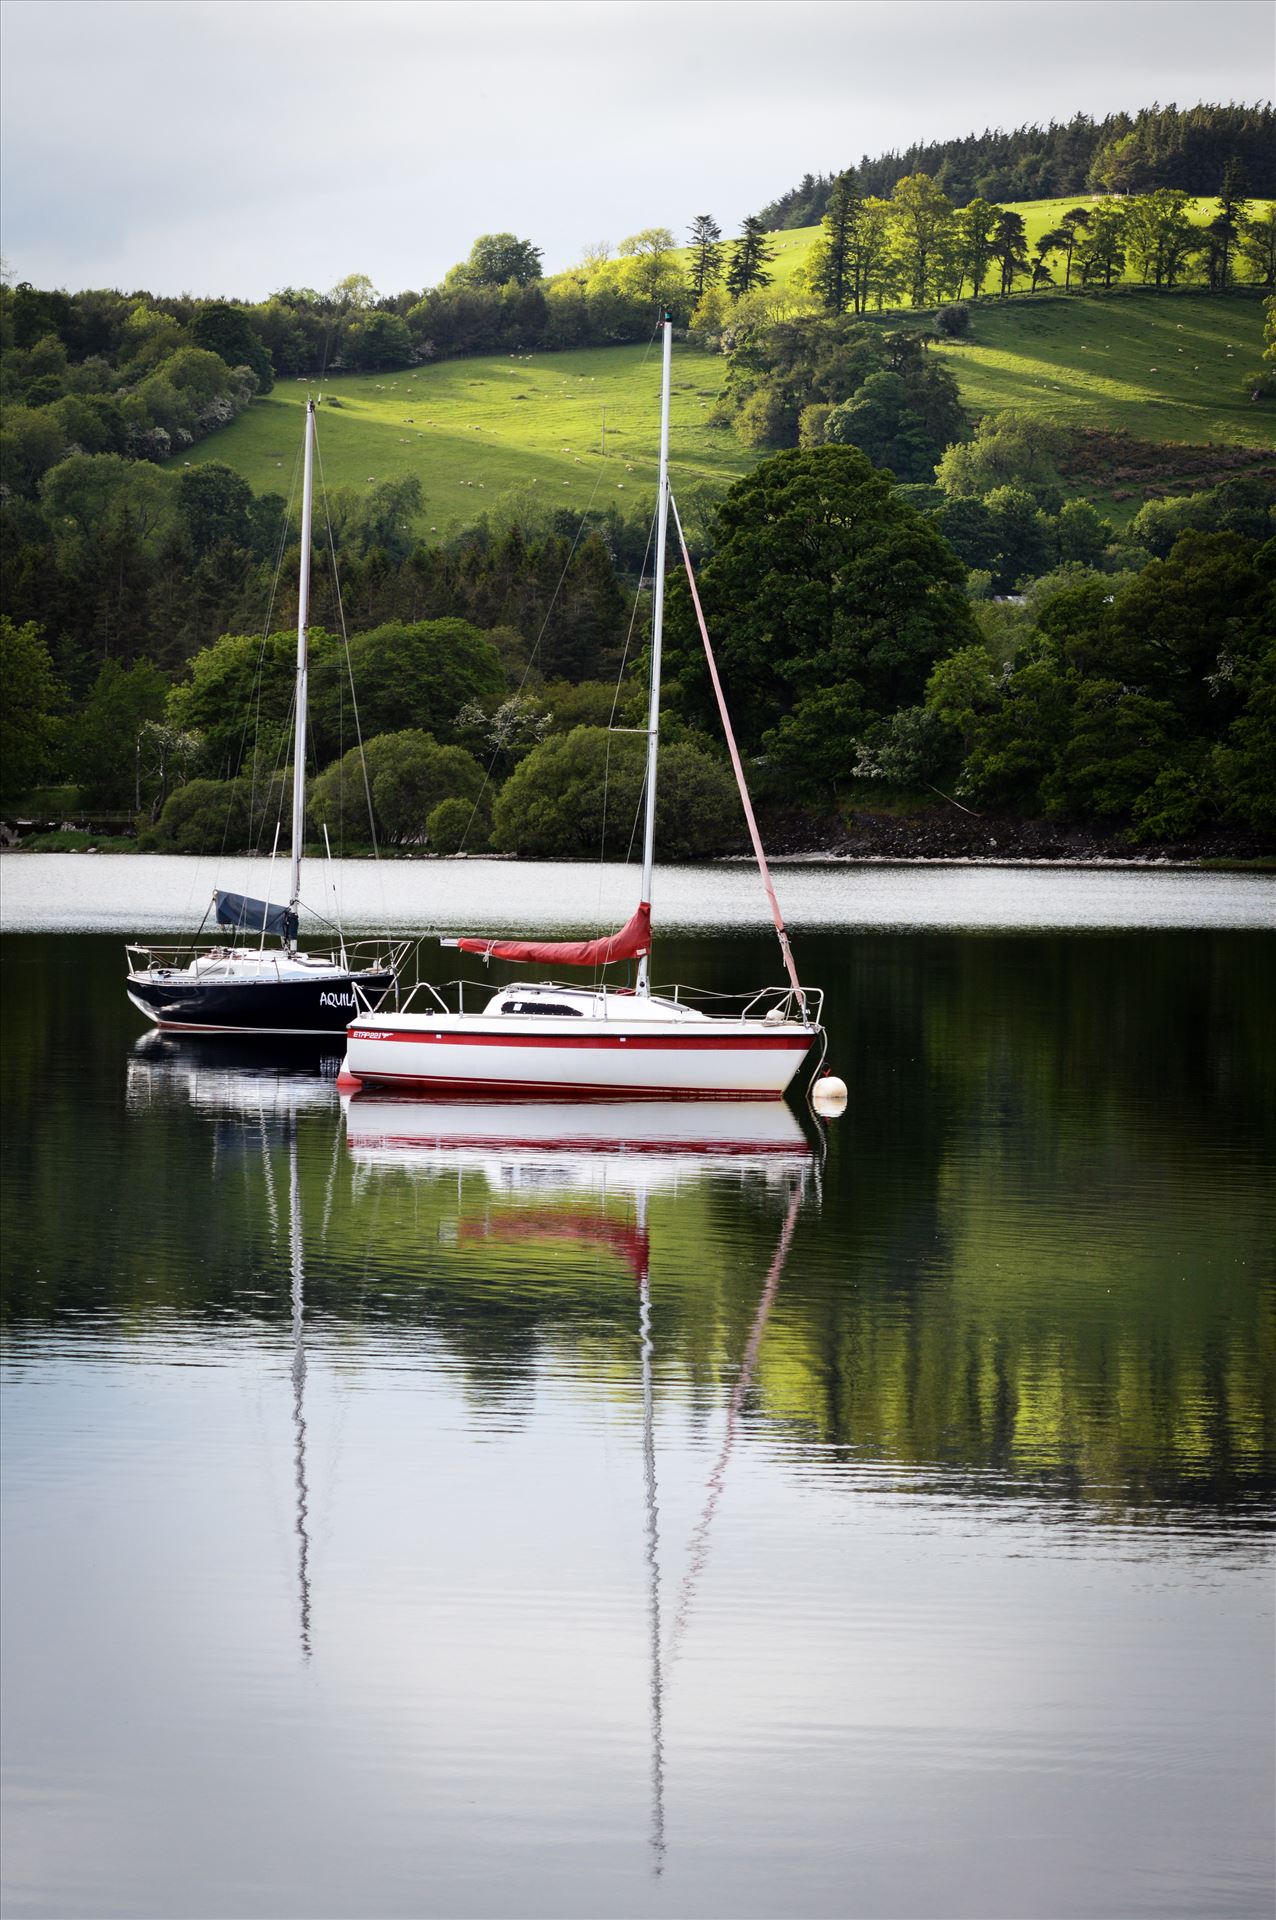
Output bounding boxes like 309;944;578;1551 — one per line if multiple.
1;0;1270;299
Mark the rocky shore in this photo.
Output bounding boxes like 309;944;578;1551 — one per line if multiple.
752;805;1276;866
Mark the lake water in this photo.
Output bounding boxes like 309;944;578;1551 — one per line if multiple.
2;861;1274;1918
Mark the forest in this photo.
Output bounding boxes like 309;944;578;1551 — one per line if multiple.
755;101;1276;226
2;103;1275;860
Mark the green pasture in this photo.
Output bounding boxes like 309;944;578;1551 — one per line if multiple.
185;276;1272;532
183;343;752;536
932;289;1272;449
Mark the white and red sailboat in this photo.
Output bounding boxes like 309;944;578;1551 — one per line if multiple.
341;312;825;1102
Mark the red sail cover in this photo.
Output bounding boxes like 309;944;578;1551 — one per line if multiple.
456;901;651;968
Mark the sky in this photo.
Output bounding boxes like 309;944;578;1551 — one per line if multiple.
1;0;1271;301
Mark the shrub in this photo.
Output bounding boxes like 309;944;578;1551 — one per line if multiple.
935;302;971;337
491;725;737;859
427;793;489;853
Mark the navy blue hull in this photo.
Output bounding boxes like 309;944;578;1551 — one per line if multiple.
126;970;396;1035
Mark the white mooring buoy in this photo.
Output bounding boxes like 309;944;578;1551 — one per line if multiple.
812;1075;848;1117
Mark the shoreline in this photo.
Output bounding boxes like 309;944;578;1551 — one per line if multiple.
3;846;1273;874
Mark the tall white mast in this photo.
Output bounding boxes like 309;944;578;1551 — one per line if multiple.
636;312;673;997
288;400;316;943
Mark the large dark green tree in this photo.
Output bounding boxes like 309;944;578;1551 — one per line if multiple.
810;170;861;314
189;301;274;392
992;210;1030;294
662;444;979;782
462;234;544;287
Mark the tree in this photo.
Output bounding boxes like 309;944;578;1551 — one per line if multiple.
327;273;378;311
176;463;254;559
309;730;484;845
823;362;966;483
890;173;955;307
687;214;724;300
165;629;309;776
1042;681;1185;819
308;618;504;755
617;228;678;304
726;216;775;299
661;444;979;762
1031;228;1068;291
1075;203;1127;287
70;657;168;806
343;309;413;369
463;234;543;287
955;198;1000;299
1125;189;1199;288
1212;638;1276;831
1057;208;1091;289
1107;531;1270;728
1239;206;1276;288
935;410;1064;501
190;301;274;392
1055;499;1112;568
0;617;63;800
991;210;1030;295
809;170;860;315
983;485;1056;588
960;656;1075;808
1204;157;1250;291
847;197;894;313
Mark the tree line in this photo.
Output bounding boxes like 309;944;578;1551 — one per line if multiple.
756;101;1276;226
788;165;1274;320
5;174;1272;516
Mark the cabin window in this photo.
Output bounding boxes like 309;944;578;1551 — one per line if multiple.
501;1000;583;1018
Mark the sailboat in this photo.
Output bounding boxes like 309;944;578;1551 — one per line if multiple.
341;313;824;1101
125;400;406;1036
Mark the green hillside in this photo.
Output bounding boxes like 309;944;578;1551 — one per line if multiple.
184;285;1271;535
931;290;1272;446
184;343;752;536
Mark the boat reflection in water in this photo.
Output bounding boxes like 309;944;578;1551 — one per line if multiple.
128;1032;335;1659
343;1090;815;1875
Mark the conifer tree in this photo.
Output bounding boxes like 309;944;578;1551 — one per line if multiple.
992;209;1030;295
687;215;724;299
1205;157;1250;290
810;170;861;314
726;216;775;299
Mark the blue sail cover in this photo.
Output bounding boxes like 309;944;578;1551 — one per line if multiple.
214;890;299;943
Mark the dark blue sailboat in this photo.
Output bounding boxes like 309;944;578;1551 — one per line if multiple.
126;403;404;1035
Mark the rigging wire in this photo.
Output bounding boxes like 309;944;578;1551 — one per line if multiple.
313;423;387;926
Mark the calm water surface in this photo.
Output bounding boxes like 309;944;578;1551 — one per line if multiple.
2;862;1274;1918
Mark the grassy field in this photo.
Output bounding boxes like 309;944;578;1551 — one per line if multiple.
185;343;753;536
185;283;1272;536
931;289;1272;448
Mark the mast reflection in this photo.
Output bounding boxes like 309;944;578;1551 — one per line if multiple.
344;1091;815;1872
128;1033;334;1659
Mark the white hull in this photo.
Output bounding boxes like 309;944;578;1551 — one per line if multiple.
344;1011;814;1100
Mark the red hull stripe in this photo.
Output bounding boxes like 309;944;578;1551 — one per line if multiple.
351;1075;787;1100
349;1131;811;1155
350;1029;812;1052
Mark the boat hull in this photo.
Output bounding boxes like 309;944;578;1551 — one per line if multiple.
344;1016;815;1100
127;971;396;1036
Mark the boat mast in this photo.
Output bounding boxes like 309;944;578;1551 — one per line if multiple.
636;311;673;997
288;400;316;946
